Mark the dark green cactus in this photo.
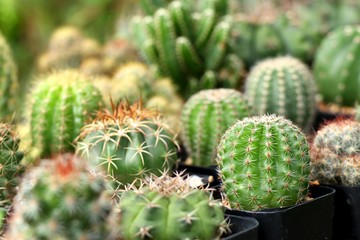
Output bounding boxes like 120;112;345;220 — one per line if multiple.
5;153;116;240
181;88;250;166
0;31;18;121
245;56;317;132
117;173;228;240
314;25;360;108
133;0;243;97
76;101;179;186
28;70;103;159
310;119;360;186
217;115;310;211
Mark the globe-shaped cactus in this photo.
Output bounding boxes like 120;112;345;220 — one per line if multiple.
217;115;310;211
245;56;317;131
310;119;360;186
181;88;250;166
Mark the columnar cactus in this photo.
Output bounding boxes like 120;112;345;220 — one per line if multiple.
28;70;103;158
181;89;250;166
314;25;360;108
217;115;310;211
0;31;18;121
310;119;360;186
117;173;228;240
133;0;243;96
0;123;23;207
76;101;179;186
244;56;317;131
5;154;116;240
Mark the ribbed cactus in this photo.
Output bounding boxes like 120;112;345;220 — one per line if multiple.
117;173;228;240
76;101;179;186
0;123;23;207
314;25;360;108
310;119;360;186
181;89;250;166
217;115;310;211
28;70;103;158
5;153;116;240
133;0;243;96
0;31;18;121
244;56;317;131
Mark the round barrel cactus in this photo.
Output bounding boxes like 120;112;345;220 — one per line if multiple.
217;115;310;211
117;174;228;240
181;88;250;166
245;56;317;131
314;25;360;108
0;31;18;121
310;119;360;186
76;101;179;186
5;153;116;240
28;70;103;158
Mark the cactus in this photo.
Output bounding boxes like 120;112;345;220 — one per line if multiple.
314;25;360;108
356;104;360;121
0;31;18;121
181;89;250;166
0;123;24;207
310;119;360;186
5;153;117;240
117;173;228;240
76;101;179;186
133;0;243;97
28;70;103;159
244;56;317;132
217;115;310;211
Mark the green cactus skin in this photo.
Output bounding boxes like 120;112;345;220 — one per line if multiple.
310;119;360;186
5;154;116;240
134;0;243;97
0;123;23;207
0;32;18;121
245;56;317;132
117;174;228;240
314;25;360;107
181;89;250;166
76;102;179;186
28;70;103;158
217;115;310;211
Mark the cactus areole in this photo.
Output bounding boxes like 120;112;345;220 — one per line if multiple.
217;115;310;211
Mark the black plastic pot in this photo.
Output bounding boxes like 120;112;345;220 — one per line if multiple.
222;214;259;240
325;184;360;240
225;185;335;240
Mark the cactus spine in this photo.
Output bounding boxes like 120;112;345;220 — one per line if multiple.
76;101;179;186
117;173;228;240
28;70;103;158
310;119;360;186
181;89;250;166
245;56;317;131
217;115;310;211
314;25;360;108
5;154;116;240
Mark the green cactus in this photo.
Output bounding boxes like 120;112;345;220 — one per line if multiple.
133;0;243;97
217;115;310;211
28;70;103;159
117;173;228;240
356;104;360;121
76;101;179;186
0;31;18;121
181;88;250;166
4;153;117;240
310;119;360;186
0;123;24;208
244;56;317;132
314;25;360;108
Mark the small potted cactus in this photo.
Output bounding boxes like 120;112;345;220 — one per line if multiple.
310;118;360;240
217;115;335;240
